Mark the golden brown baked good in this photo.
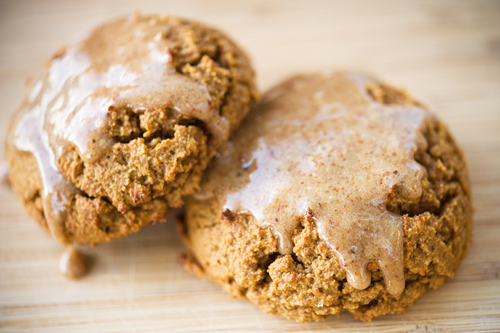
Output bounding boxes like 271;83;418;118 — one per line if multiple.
179;72;473;322
6;14;258;245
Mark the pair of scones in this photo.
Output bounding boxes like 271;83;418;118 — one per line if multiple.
6;14;473;322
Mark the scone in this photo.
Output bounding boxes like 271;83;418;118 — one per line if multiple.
179;72;473;322
6;14;258;246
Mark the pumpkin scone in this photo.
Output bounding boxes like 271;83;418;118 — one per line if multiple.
5;13;258;249
178;72;473;322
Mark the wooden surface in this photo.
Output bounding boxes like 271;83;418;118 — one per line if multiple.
1;0;499;331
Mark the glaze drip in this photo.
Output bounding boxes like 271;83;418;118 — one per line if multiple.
201;73;428;296
59;246;89;279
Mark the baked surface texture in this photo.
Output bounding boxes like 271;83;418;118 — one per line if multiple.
179;72;473;322
6;14;258;245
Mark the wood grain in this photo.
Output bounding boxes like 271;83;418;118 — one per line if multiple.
1;0;499;331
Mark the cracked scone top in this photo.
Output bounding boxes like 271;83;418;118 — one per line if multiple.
6;14;258;245
181;72;473;321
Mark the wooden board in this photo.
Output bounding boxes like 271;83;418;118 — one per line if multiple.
1;0;499;331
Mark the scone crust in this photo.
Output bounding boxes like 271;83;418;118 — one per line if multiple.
7;14;259;245
179;76;473;322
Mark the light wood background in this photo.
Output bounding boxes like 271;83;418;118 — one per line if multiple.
1;0;499;332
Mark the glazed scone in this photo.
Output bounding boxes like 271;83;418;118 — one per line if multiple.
6;14;258;245
179;72;473;322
